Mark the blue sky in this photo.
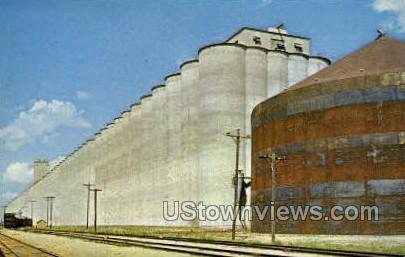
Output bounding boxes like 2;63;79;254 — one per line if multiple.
1;0;405;206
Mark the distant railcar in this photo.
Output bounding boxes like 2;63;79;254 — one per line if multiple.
20;217;33;227
4;213;32;228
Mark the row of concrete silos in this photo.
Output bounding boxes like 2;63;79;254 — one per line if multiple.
8;42;329;227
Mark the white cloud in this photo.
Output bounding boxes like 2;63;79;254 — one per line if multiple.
2;162;33;183
0;100;91;151
372;0;405;33
259;0;272;7
2;155;65;185
76;90;92;100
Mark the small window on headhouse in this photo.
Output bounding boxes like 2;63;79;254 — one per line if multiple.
276;43;286;51
253;36;261;45
234;40;239;44
272;39;285;51
294;43;303;52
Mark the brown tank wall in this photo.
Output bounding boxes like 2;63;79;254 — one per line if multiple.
251;72;405;234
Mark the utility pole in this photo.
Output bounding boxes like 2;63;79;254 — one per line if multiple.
83;183;95;229
49;197;55;229
28;200;37;225
226;129;250;240
259;152;286;243
44;197;49;226
90;188;102;232
44;196;56;228
2;206;7;228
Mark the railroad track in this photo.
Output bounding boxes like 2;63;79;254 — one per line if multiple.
26;229;403;257
0;232;59;257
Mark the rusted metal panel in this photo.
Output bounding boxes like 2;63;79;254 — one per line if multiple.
251;73;405;234
253;100;404;152
310;182;365;198
277;186;304;200
368;179;405;196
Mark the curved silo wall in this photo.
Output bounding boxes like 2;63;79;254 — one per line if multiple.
308;57;329;76
146;92;162;225
244;48;268;174
244;48;268;219
119;112;132;181
251;72;405;234
198;44;246;227
267;51;289;97
287;54;308;86
180;61;200;226
98;124;116;224
165;74;187;226
151;86;168;225
126;104;144;223
137;96;155;225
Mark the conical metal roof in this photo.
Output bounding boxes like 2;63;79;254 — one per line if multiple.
291;36;405;89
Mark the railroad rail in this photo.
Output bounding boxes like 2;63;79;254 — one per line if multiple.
25;229;403;257
0;232;59;257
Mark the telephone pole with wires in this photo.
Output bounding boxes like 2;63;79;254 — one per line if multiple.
44;196;56;228
90;188;102;232
259;152;286;243
2;206;7;227
28;200;37;225
226;128;250;240
83;183;95;229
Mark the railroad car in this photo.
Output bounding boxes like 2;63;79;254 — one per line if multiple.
4;213;32;228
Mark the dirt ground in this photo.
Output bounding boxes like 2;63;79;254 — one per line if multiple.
1;229;195;257
30;225;405;254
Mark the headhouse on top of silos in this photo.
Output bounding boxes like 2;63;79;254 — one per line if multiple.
226;26;310;54
7;26;329;228
251;36;405;235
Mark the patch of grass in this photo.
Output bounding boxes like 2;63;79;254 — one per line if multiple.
284;240;405;255
24;225;242;241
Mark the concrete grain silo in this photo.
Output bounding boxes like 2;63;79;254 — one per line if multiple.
7;27;329;228
251;36;405;234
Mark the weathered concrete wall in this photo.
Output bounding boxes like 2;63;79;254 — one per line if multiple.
251;72;405;234
198;45;246;227
244;48;268;207
180;61;200;227
267;52;289;97
7;28;328;228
